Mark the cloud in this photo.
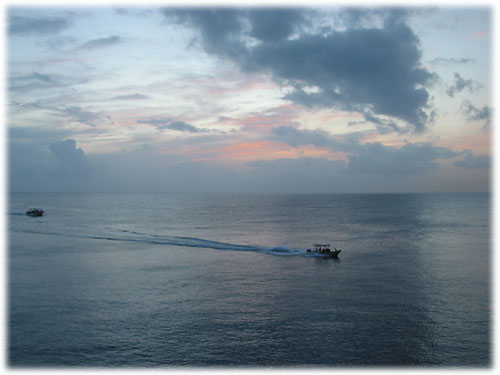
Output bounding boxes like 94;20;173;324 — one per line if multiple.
79;35;122;49
223;105;302;133
83;150;252;193
461;101;490;121
9;126;73;144
250;25;434;131
165;8;248;59
113;7;156;17
466;30;489;40
270;125;342;150
246;157;346;193
362;113;405;134
9;142;54;191
461;100;491;129
270;125;464;176
454;151;489;169
246;8;309;42
9;71;86;92
9;137;95;191
137;118;208;133
345;141;459;176
49;139;92;178
108;93;151;101
137;117;172;126
13;71;55;84
9;141;489;193
60;106;103;127
446;73;479;97
164;8;435;131
429;57;474;65
165;121;205;133
9;15;71;35
9;72;57;91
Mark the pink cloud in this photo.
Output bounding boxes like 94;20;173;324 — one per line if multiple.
217;104;302;133
465;30;489;40
435;132;491;155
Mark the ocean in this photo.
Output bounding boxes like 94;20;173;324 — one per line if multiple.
8;192;491;367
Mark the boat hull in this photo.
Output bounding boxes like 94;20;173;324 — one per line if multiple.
322;250;341;258
307;249;341;258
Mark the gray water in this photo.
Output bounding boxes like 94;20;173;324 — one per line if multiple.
8;192;491;366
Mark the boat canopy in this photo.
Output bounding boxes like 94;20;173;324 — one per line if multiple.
314;244;330;247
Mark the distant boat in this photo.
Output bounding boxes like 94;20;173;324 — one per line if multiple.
26;208;44;217
307;243;341;258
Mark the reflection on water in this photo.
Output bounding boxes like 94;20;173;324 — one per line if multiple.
8;192;490;366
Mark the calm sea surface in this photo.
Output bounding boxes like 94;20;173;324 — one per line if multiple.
8;192;491;367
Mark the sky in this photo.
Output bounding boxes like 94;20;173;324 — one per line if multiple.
6;3;493;193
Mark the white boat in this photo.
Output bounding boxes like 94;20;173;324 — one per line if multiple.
26;208;44;217
307;243;341;258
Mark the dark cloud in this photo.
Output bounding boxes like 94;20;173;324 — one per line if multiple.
248;24;434;131
270;125;343;149
247;8;309;42
164;8;435;131
49;139;92;178
9;15;71;35
246;157;346;193
9;141;489;193
80;35;122;49
461;101;490;121
362;113;404;134
270;125;367;154
9;142;54;191
9;126;73;144
345;141;459;176
461;100;491;129
166;8;247;59
270;125;466;176
165;121;205;133
454;151;489;169
446;73;479;97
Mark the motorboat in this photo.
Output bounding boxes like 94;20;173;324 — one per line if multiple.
307;243;341;258
26;208;44;217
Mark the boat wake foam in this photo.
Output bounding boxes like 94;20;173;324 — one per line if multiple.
106;230;308;256
13;227;327;257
